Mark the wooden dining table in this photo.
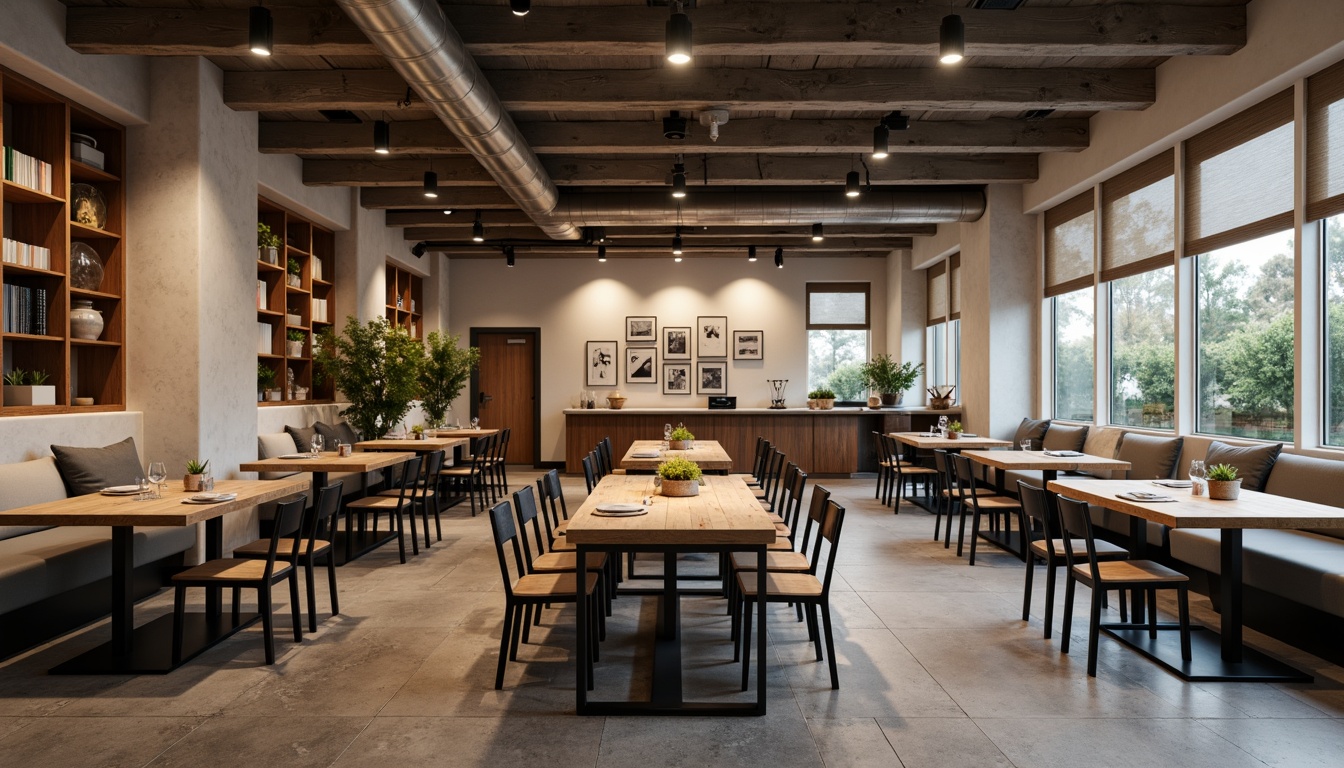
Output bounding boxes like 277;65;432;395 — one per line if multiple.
567;474;776;715
890;432;1014;451
619;439;734;473
1048;477;1344;683
0;477;309;674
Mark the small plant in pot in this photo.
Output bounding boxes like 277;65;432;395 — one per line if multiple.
257;222;281;264
286;329;306;357
184;459;210;492
411;424;426;441
860;354;924;407
807;388;836;410
658;456;703;497
286;257;302;287
1206;463;1241;500
3;368;56;406
257;363;280;401
668;425;695;450
945;420;964;439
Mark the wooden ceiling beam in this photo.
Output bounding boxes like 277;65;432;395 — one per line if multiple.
402;229;917;250
308;154;1038;187
385;213;936;237
262;117;1088;156
359;187;520;209
67;4;1244;58
385;210;536;227
433;248;904;260
223;68;1154;112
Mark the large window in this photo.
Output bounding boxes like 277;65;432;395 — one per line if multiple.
1326;216;1344;446
1110;268;1175;429
1053;287;1094;422
1196;230;1295;440
806;283;870;401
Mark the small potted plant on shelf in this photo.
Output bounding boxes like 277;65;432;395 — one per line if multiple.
807;388;836;410
860;354;924;407
945;420;964;440
668;425;695;450
286;257;302;288
658;456;703;497
286;329;306;357
1206;463;1241;500
257;363;279;402
184;459;210;492
258;222;281;265
411;424;426;441
3;368;56;406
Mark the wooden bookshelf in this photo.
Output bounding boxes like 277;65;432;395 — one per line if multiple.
1;66;125;415
385;262;423;340
257;196;335;405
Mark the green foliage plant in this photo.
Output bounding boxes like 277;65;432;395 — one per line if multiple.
314;316;426;439
824;361;867;401
946;420;963;433
185;459;210;475
257;363;277;390
1207;463;1239;482
860;354;924;394
287;257;301;276
808;388;836;400
287;329;306;343
3;369;49;386
657;457;703;482
418;331;480;428
669;426;695;441
257;222;281;249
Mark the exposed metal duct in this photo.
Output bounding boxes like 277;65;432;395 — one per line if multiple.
333;0;579;240
547;187;986;227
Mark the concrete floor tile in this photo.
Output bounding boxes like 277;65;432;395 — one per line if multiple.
977;717;1269;768
0;716;200;767
597;713;823;768
804;717;900;768
1197;717;1344;767
336;715;604;767
877;718;1013;768
146;715;369;767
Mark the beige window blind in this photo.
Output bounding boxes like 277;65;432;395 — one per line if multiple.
1101;150;1176;282
1184;88;1294;255
926;262;947;327
1044;191;1096;297
806;282;870;330
1308;58;1344;221
948;253;962;321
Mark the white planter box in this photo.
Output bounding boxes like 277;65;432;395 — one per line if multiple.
3;385;56;406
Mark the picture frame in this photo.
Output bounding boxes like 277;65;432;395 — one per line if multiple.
697;315;728;358
697;360;728;395
663;363;691;395
625;346;658;383
625;315;657;344
732;330;764;360
585;340;618;386
663;326;691;360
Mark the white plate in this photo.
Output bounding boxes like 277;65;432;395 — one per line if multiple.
277;453;316;460
1153;480;1193;488
182;493;237;505
593;508;648;517
631;452;661;458
596;503;646;514
101;485;141;494
1044;450;1085;458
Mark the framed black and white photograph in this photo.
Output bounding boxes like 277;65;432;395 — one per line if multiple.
697;315;728;358
663;363;691;395
697;361;728;395
625;316;657;344
663;326;691;360
626;347;658;383
586;340;618;386
732;330;764;360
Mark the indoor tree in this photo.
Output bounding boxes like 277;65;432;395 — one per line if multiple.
314;316;425;438
418;331;480;428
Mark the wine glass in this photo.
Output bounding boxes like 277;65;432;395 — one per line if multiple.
663;423;672;449
471;417;480;429
147;462;166;499
1020;440;1032;452
311;433;324;457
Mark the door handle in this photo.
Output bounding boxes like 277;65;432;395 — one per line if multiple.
479;392;494;405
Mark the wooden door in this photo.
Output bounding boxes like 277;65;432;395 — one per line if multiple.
475;330;537;465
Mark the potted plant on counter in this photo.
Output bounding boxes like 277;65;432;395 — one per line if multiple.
315;316;425;439
286;329;306;358
860;354;924;407
3;368;56;406
807;388;836;410
184;459;210;492
418;331;480;429
257;222;281;265
658;457;703;497
668;425;695;450
1206;463;1242;500
945;420;964;439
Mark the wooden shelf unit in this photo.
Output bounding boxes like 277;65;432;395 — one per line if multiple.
1;66;125;415
257;197;336;405
385;262;423;340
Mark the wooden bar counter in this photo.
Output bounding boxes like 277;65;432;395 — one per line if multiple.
564;405;961;475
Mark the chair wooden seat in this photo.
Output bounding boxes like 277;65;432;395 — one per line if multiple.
174;558;291;583
766;512;785;524
1076;559;1189;585
974;496;1021;509
766;537;793;551
511;571;599;597
233;537;331;559
530;552;608;572
773;523;791;535
378;486;436;498
736;571;823;599
549;536;576;551
1030;537;1126;561
347;495;406;510
941;487;996;498
898;465;939;475
729;551;810;572
439;467;474;477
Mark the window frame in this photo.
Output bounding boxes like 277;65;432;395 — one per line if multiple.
805;282;871;331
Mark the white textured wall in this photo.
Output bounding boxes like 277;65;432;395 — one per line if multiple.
449;257;888;462
0;413;143;464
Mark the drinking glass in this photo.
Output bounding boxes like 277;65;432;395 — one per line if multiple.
1189;460;1206;496
1020;440;1032;452
136;475;150;501
311;433;324;457
147;462;167;499
663;423;672;449
937;415;949;437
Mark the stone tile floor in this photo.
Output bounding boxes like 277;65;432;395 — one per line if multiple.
1;472;1341;767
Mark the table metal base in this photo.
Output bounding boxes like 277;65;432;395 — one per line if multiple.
1101;623;1312;683
51;612;261;675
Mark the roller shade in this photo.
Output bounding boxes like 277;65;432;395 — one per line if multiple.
1044;191;1096;297
1308;58;1344;221
948;253;962;321
806;282;870;330
927;261;947;327
1101;150;1176;282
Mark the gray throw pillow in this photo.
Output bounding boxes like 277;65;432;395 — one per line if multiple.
285;424;318;453
313;421;344;448
1117;433;1183;480
50;436;144;496
336;421;360;445
1043;424;1088;452
1012;418;1051;450
1205;440;1282;492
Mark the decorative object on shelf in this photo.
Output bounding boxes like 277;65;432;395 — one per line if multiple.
419;331;480;428
663;363;691;394
257;363;277;402
696;315;728;358
732;330;763;360
286;329;305;357
314;316;425;438
266;389;282;402
184;458;210;492
286;257;302;287
69;300;104;340
698;361;728;395
294;386;309;401
663;326;690;360
1206;463;1242;500
585;340;617;386
3;368;56;406
861;354;924;407
658;456;702;497
287;366;297;399
411;425;426;440
767;378;789;409
625;315;656;344
867;395;882;409
667;425;695;450
69;241;104;292
257;222;281;264
70;183;108;229
807;387;836;410
286;311;302;327
607;391;627;409
70;132;105;170
625;346;657;383
927;384;956;410
74;396;95;406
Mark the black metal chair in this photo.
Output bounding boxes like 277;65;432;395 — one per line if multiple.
950;453;1020;564
234;482;344;633
349;454;422;561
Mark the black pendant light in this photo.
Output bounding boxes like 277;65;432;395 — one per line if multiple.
811;223;824;242
666;2;693;65
510;0;531;17
598;245;607;263
422;170;438;198
505;246;516;267
671;161;688;199
872;123;890;159
672;227;684;261
747;245;757;262
249;4;273;56
845;170;861;198
940;12;965;65
373;120;390;154
774;247;784;269
472;212;485;243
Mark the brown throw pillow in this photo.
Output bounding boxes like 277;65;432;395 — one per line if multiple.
1117;434;1183;480
1043;424;1088;452
1204;440;1282;492
1012;418;1051;450
313;421;344;448
50;437;144;496
285;424;318;453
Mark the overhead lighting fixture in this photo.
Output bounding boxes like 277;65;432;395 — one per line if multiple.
373;120;390;154
249;4;273;56
411;242;426;258
472;211;484;242
747;245;757;262
774;247;784;269
663;111;689;140
598;245;607;263
510;0;531;17
811;223;824;242
422;170;439;199
666;2;693;65
671;161;688;199
845;170;861;198
939;13;965;65
872;124;890;159
505;246;516;267
672;228;684;259
442;209;453;215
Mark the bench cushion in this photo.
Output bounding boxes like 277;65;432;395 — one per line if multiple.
1204;440;1281;493
257;432;300;480
1117;433;1182;480
49;437;143;497
1012;418;1051;451
0;456;68;540
285;424;318;454
1169;528;1344;617
1262;453;1344;540
1043;424;1088;453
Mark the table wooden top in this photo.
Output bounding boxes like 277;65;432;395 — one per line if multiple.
0;477;310;528
355;437;468;453
566;474;776;547
962;449;1131;474
431;428;500;438
891;432;1014;450
240;451;414;475
1048;478;1344;530
619;439;734;471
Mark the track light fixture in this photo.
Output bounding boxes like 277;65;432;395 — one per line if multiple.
748;245;757;262
812;223;824;242
666;2;693;65
774;247;784;269
510;0;531;17
872;124;889;159
672;227;684;259
422;170;438;198
249;4;273;56
939;12;965;65
411;242;426;258
373;120;390;154
505;246;515;267
845;170;861;198
472;211;484;242
598;245;607;263
671;160;688;199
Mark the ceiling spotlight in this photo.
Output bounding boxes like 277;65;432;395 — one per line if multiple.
812;223;824;242
666;2;693;65
505;246;516;267
373;120;390;154
422;170;438;199
411;242;426;258
774;247;784;269
663;111;689;140
672;229;684;257
872;124;889;159
598;245;607;263
939;13;965;65
472;211;484;242
510;0;530;16
747;245;757;262
671;162;688;199
845;170;861;198
442;209;453;215
249;4;273;56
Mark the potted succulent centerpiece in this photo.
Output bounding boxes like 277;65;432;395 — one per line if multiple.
257;222;281;265
807;388;836;410
410;424;426;441
3;368;56;406
417;331;480;430
658;456;703;497
286;329;306;357
184;459;209;492
860;354;924;407
286;257;302;288
668;425;695;450
945;420;964;439
1206;463;1242;500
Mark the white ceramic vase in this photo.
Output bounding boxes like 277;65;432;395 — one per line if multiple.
70;300;104;340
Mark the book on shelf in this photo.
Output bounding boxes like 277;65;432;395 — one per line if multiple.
2;283;47;335
257;321;272;355
310;297;328;323
312;258;322;281
2;146;53;194
1;238;52;269
256;279;267;311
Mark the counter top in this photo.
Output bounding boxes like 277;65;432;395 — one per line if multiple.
563;406;962;416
